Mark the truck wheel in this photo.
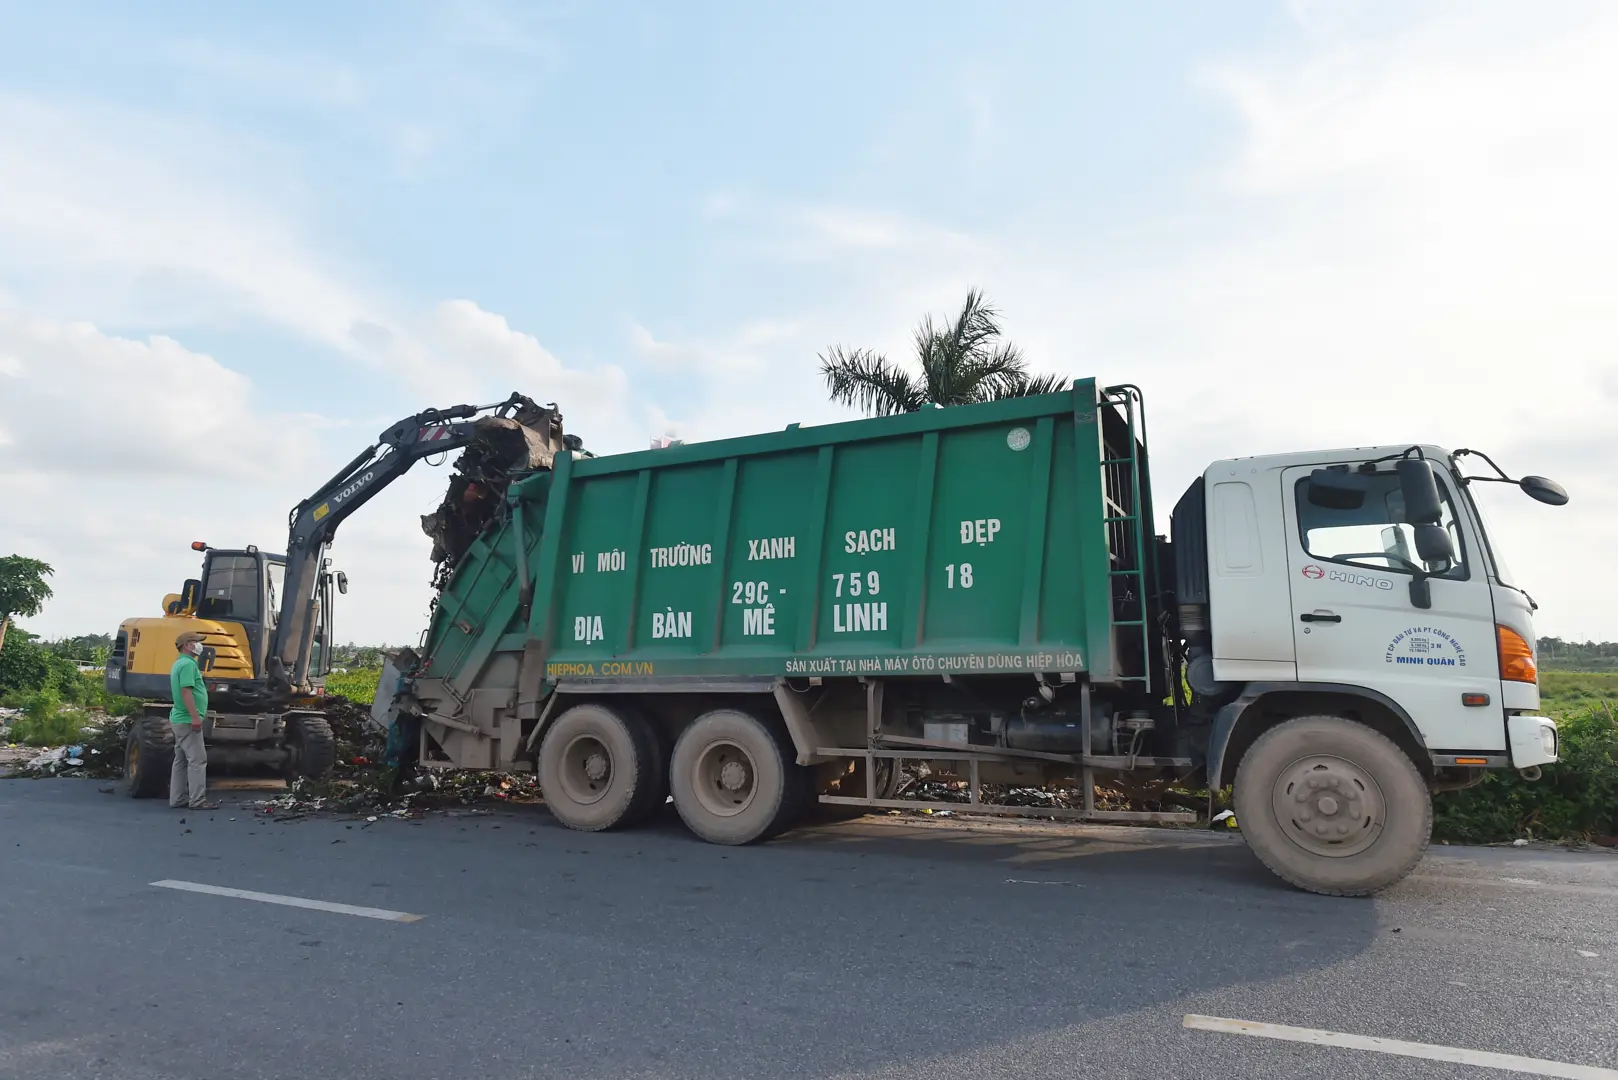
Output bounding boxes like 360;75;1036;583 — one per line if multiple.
670;709;804;844
538;704;663;831
1233;715;1431;897
125;714;174;799
285;715;337;780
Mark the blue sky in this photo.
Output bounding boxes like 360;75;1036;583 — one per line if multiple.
1;1;1613;642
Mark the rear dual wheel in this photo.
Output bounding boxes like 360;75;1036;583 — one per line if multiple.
538;704;666;831
670;709;805;844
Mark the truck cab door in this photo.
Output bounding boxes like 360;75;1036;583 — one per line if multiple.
1281;461;1504;753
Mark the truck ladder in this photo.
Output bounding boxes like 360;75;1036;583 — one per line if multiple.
1100;384;1151;688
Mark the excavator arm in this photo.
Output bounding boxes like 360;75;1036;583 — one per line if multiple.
266;392;551;692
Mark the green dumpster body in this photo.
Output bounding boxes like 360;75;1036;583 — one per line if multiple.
413;380;1156;703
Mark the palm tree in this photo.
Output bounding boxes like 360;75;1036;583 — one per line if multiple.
820;290;1068;417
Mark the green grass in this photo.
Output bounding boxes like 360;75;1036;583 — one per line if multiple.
1539;671;1618;717
325;667;383;704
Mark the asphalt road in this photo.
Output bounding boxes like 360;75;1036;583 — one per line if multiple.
1;780;1615;1080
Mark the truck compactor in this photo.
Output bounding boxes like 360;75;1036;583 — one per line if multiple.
376;380;1566;896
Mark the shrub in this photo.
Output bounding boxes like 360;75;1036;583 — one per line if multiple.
0;635;52;697
7;691;98;747
103;695;145;718
325;667;382;704
1434;702;1618;843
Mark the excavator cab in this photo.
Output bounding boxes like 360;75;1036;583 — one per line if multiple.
106;543;342;705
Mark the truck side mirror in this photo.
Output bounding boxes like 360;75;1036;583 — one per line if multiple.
1412;522;1454;566
1396;458;1443;525
1307;468;1368;510
1519;475;1568;506
335;571;349;595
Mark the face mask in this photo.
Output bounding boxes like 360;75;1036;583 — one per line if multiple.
188;642;204;657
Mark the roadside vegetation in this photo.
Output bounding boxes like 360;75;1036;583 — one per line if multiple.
1432;670;1617;845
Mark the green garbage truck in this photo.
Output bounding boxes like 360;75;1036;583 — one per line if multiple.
375;380;1566;895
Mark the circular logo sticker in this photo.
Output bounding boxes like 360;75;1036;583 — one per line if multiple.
1301;564;1325;579
1006;427;1031;452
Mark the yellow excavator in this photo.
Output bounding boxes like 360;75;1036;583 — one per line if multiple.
108;393;573;797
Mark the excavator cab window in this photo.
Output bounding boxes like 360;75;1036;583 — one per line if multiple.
198;555;261;620
265;559;286;630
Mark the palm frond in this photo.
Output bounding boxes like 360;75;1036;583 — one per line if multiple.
947;288;1003;359
992;370;1071;400
820;346;924;416
956;341;1029;401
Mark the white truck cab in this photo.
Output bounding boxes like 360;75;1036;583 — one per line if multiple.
1177;443;1565;894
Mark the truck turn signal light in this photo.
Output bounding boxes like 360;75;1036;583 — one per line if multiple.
191;541;208;551
1496;625;1537;684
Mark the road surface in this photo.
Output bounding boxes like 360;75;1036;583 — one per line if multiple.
1;779;1614;1079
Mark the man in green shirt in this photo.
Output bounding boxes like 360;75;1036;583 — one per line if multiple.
169;631;218;809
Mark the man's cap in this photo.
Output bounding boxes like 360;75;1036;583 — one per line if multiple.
175;631;207;649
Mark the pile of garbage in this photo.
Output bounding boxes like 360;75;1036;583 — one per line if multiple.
419;398;582;592
897;771;1206;818
0;712;129;780
250;767;542;820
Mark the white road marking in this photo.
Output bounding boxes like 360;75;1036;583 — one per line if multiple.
1004;878;1082;886
151;880;423;922
1184;1015;1618;1079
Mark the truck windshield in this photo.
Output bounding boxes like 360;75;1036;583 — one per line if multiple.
1295;471;1467;579
1456;478;1518;588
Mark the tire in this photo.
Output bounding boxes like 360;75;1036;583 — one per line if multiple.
1232;715;1431;897
125;713;174;799
670;708;805;844
538;704;664;831
284;714;337;780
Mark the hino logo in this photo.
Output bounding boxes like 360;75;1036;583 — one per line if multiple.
333;470;374;505
1328;568;1395;591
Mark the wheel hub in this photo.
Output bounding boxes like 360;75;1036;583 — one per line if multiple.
692;739;758;817
718;760;750;792
1272;754;1383;858
558;734;614;805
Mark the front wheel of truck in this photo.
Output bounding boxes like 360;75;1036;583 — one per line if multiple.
670;709;803;844
1233;715;1431;897
538;704;663;831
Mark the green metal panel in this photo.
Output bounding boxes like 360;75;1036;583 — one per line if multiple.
422;381;1145;689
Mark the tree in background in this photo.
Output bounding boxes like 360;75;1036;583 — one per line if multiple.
44;634;114;666
1538;638;1618;673
0;555;54;655
819;290;1068;417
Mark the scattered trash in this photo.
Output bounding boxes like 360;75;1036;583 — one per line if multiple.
1211;810;1238;829
1513;838;1530;847
2;714;129;779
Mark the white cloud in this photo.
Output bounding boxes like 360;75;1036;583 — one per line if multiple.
0;304;313;480
0;95;376;351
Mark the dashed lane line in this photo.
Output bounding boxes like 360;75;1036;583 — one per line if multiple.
1184;1015;1618;1079
150;880;423;922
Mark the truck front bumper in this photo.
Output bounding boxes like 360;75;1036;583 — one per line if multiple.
1507;715;1559;769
